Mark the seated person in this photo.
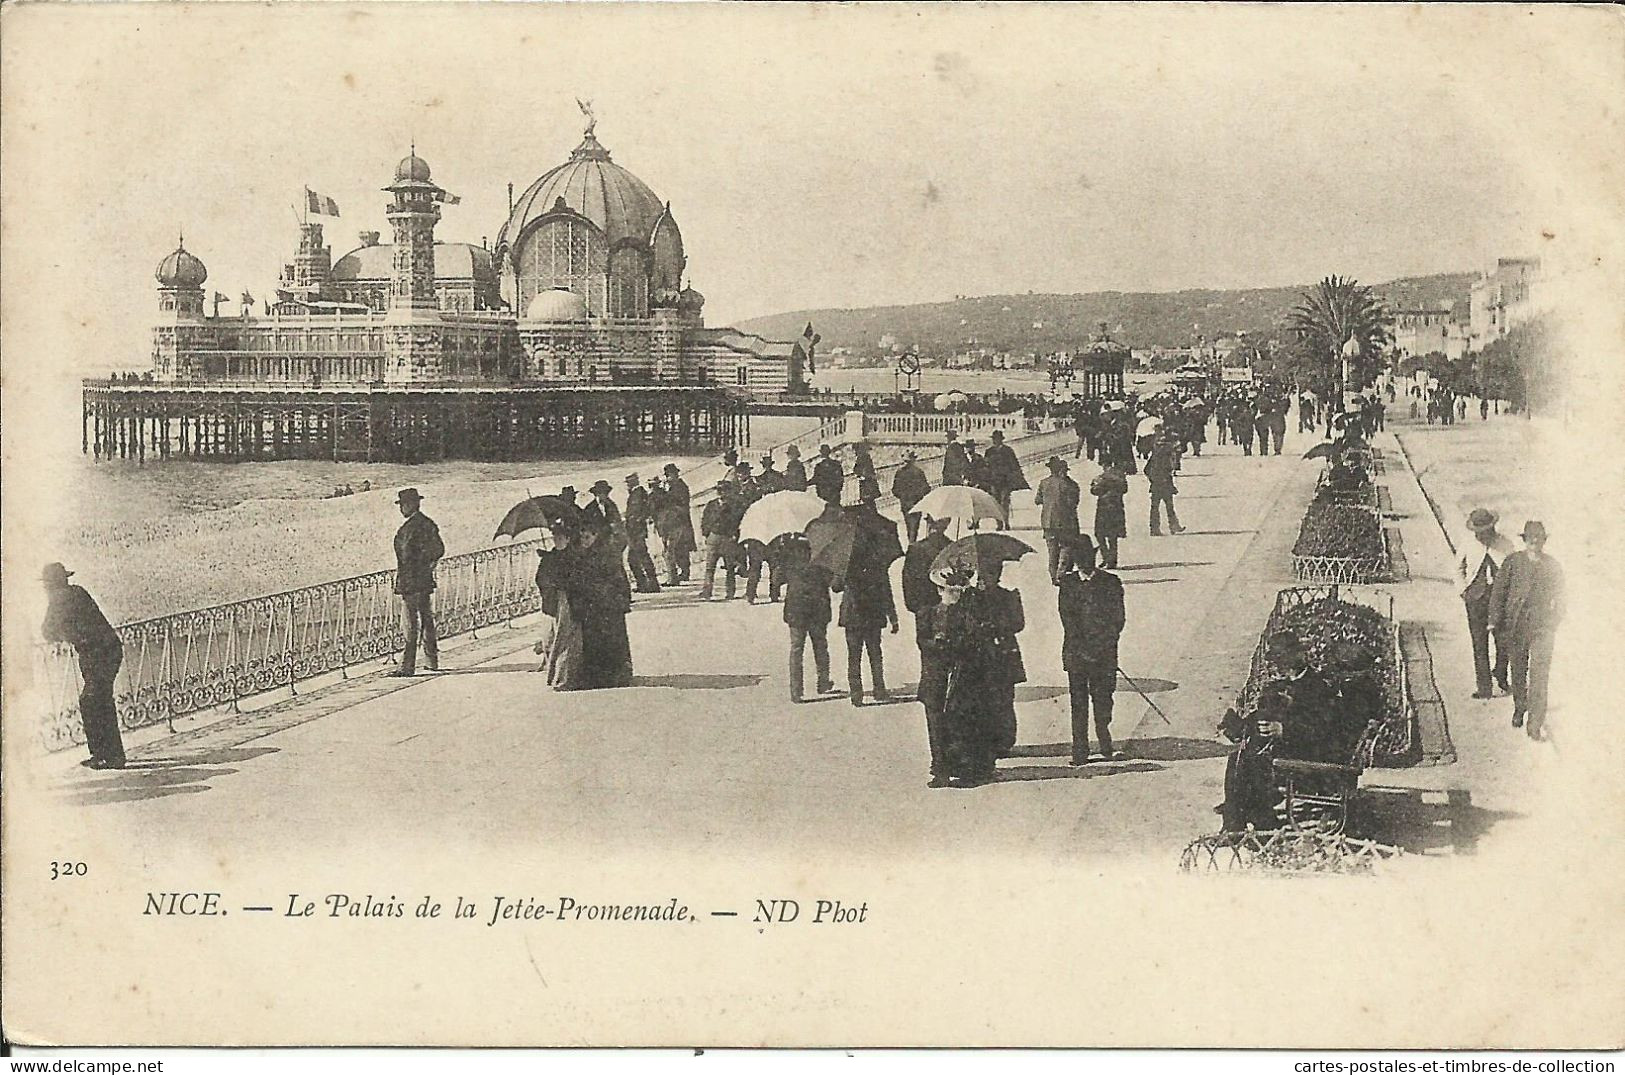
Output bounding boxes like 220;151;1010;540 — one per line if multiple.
1324;457;1370;491
1218;633;1335;832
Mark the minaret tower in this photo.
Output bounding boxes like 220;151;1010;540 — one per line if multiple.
383;148;444;382
152;236;208;381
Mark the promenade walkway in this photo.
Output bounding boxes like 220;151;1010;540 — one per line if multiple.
40;418;1541;869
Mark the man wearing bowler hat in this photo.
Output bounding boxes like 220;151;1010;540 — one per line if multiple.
41;562;126;768
1055;535;1125;764
392;488;445;676
1457;508;1515;698
1034;456;1081;584
1489;520;1565;738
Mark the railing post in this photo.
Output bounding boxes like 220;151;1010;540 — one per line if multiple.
338;584;349;679
285;595;298;696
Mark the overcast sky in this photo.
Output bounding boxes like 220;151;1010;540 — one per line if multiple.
2;3;1618;369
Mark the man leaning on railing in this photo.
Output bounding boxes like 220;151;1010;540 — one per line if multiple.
41;562;127;769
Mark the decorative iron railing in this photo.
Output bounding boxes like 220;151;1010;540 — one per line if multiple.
34;540;544;752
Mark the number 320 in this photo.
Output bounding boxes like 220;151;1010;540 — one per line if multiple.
51;861;87;880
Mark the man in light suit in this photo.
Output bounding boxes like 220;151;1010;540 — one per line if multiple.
392;488;445;676
1489;520;1564;738
1458;508;1516;698
1033;456;1081;583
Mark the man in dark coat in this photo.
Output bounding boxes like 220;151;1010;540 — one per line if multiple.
622;473;662;594
757;454;786;494
1458;507;1514;697
891;450;932;544
983;430;1029;517
898;518;952;782
583;480;623;534
1218;633;1336;831
962;440;990;493
392;488;444;676
1056;536;1125;764
41;562;126;768
1089;464;1129;570
1489;520;1564;738
902;516;953;782
941;430;968;486
783;446;808;492
1146;441;1185;535
838;509;900;706
1033;456;1080;583
782;538;834;702
811;444;844;504
655;464;695;585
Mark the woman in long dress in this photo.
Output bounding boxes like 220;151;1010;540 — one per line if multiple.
922;563;1025;786
561;524;634;689
534;538;586;691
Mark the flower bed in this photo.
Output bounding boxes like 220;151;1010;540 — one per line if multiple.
1233;585;1417;768
1292;501;1388;583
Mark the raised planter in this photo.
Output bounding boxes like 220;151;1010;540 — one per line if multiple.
1291;501;1390;583
1233;584;1418;768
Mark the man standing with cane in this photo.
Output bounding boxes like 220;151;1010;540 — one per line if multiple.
392;488;444;677
1056;535;1125;764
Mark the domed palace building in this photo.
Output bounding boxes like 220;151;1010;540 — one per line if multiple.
85;120;811;463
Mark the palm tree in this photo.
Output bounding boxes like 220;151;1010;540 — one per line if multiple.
1287;276;1392;409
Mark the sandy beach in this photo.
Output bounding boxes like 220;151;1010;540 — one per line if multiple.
58;415;821;623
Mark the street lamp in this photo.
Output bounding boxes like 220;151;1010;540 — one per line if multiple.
1340;335;1362;405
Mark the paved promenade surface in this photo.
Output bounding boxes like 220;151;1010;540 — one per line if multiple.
44;419;1543;867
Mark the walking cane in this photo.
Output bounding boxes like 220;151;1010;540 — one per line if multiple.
1117;666;1172;725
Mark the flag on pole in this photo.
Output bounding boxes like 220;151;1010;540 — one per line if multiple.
799;322;821;375
241;291;255;307
305;189;340;216
434;189;461;205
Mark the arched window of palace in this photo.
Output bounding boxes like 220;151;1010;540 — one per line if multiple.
608;247;649;318
518;217;607;315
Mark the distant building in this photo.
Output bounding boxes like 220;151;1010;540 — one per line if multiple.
1392;308;1468;362
1469;257;1549;352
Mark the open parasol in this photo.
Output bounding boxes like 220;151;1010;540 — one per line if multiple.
913;485;1005;538
929;532;1034;583
739;490;828;546
494;495;582;541
808;506;903;586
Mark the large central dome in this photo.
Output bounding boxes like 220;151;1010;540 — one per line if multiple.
495;129;686;319
497;132;664;250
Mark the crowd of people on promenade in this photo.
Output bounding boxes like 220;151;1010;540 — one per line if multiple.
44;377;1562;807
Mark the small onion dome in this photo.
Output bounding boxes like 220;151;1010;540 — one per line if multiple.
525;287;589;321
395;152;432;183
677;286;705;314
651;285;684;310
155;244;208;288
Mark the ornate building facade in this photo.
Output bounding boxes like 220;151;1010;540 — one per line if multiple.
142;123;810;398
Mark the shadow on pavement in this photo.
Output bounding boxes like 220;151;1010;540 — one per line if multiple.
1114;674;1177;693
1117;561;1213;571
992;761;1162;782
632;673;766;690
442;662;544;676
1122;736;1230;761
1005;742;1071;758
131;746;280;767
1015;683;1069;704
1171;529;1258;536
1123;577;1177;585
1357;786;1521;854
60;765;243;806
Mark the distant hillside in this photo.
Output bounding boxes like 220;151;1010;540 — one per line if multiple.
735;273;1474;356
